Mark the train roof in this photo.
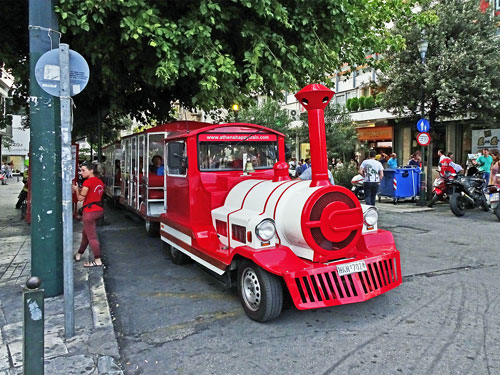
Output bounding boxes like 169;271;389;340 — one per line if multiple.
164;122;284;142
120;121;213;140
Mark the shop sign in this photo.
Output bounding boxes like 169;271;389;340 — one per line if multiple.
357;126;393;141
471;128;500;153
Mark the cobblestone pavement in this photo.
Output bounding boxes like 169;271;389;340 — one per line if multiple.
0;180;123;374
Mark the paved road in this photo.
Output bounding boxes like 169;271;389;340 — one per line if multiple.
100;200;500;375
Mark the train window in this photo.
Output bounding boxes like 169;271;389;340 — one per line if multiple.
148;133;164;175
198;141;277;171
166;141;187;176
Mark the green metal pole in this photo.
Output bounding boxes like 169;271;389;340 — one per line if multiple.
23;277;44;375
29;0;63;296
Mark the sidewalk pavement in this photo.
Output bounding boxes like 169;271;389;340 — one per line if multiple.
0;180;123;374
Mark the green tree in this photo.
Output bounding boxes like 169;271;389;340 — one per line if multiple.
324;103;358;160
232;97;293;135
0;0;415;137
379;0;500;126
350;97;360;111
358;96;366;110
296;103;358;160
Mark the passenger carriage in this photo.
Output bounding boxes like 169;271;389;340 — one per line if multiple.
159;84;402;321
117;121;211;235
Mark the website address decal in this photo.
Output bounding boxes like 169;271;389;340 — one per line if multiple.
199;134;277;142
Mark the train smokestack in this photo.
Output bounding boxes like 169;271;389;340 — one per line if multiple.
295;84;335;187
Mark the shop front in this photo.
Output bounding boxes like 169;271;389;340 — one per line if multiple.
357;125;393;157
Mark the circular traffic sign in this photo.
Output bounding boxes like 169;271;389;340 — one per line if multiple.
35;48;90;97
416;118;430;132
417;132;431;146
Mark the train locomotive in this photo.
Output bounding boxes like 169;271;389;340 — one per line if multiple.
158;84;402;322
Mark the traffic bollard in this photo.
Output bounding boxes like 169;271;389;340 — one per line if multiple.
23;277;44;375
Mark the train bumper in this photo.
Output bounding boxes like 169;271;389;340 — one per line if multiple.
283;250;401;310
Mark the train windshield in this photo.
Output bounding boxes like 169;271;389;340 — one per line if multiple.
198;134;278;171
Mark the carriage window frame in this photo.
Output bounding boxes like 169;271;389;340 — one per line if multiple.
166;140;188;177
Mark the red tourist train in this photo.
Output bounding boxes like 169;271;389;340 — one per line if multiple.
104;84;402;321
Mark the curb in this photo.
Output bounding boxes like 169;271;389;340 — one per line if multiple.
88;269;124;375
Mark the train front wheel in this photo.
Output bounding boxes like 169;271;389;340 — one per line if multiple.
237;260;283;322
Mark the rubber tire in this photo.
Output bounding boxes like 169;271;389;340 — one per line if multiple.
378;195;381;203
145;220;160;237
237;260;283;322
450;193;467;217
355;189;365;201
169;245;191;265
494;204;500;221
428;193;439;208
480;197;489;212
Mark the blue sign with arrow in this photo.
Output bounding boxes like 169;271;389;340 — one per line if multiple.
416;118;430;132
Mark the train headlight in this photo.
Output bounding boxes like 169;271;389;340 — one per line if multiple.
363;207;378;226
255;219;276;241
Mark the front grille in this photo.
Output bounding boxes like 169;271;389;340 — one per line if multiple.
359;258;399;294
231;224;246;244
216;219;227;236
291;256;400;306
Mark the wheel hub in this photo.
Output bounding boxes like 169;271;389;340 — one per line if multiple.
242;268;261;311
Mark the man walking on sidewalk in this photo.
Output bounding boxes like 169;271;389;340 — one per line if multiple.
360;150;384;206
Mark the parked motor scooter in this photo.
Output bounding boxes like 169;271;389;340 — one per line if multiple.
351;174;365;201
428;172;456;208
484;178;500;221
449;171;489;217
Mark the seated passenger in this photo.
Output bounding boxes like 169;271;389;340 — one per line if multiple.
149;155;164;175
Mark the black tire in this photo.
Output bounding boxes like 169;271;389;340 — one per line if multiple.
450;193;467;217
355;188;365;201
237;260;283;322
428;193;439;208
480;197;489;212
169;244;191;265
494;204;500;221
145;220;160;237
378;195;381;203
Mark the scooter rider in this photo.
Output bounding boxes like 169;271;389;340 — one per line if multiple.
439;152;460;178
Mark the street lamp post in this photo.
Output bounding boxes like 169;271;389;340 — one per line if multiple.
418;37;428;206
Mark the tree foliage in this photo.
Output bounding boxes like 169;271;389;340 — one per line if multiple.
232;97;293;135
379;0;500;125
0;0;415;140
297;103;358;160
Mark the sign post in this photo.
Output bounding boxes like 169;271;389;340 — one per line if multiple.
35;45;89;338
416;119;431;206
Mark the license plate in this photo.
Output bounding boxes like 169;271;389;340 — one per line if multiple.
490;193;499;202
336;260;367;276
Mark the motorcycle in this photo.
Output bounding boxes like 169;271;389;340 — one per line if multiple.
484;184;500;221
427;172;456;208
449;172;489;217
350;174;365;201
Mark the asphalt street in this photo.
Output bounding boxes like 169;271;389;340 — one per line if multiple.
99;200;500;375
